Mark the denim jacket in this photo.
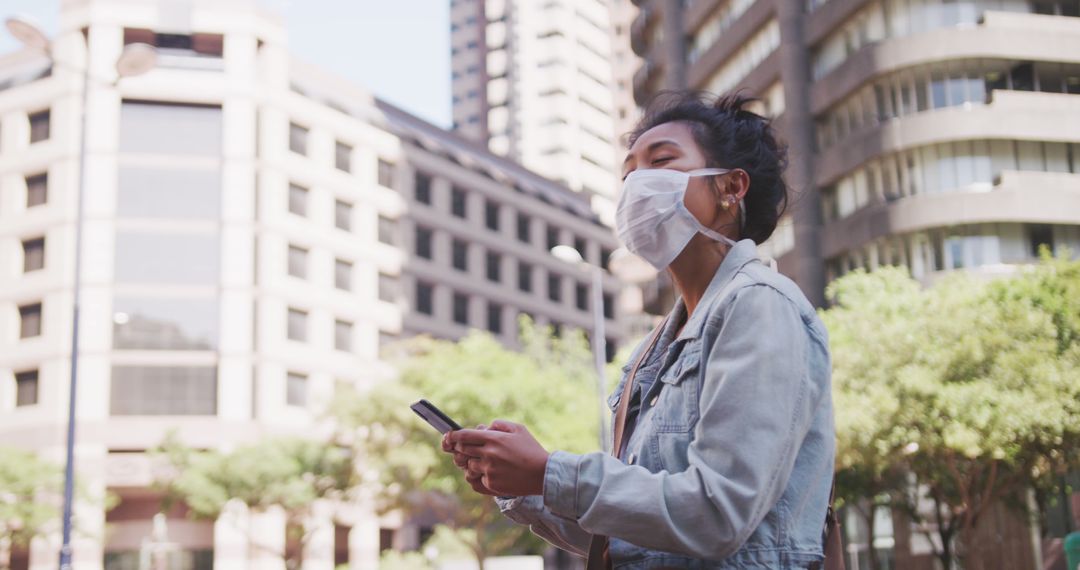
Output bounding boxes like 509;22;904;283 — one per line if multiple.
497;240;835;569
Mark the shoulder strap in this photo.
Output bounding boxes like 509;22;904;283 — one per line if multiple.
611;314;669;460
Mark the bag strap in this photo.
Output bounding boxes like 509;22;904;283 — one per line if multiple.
821;482;846;570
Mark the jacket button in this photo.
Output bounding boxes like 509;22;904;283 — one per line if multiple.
650;395;659;406
628;453;636;464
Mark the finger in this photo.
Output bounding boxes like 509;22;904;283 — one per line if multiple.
454;442;485;455
475;424;487;430
441;433;454;452
488;420;520;433
453;452;471;469
450;429;499;446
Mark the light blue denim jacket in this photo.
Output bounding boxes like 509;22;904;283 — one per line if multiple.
497;240;835;569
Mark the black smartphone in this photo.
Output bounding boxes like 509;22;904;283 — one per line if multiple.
410;399;463;434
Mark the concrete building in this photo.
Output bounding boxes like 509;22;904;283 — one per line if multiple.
0;0;624;568
627;0;1080;308
449;0;626;224
625;0;1080;567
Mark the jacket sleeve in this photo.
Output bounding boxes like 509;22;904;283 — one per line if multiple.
541;284;823;560
495;496;593;557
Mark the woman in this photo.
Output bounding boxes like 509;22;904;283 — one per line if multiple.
443;91;835;569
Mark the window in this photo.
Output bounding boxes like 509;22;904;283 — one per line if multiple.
416;227;434;260
335;141;352;172
600;248;613;271
19;303;42;338
574;237;587;259
547;225;561;250
335;259;352;290
114;231;219;285
286;372;307;407
1029;224;1054;257
486;251;501;283
288;245;308;278
29;109;50;143
605;338;617;363
289;183;308;216
378;159;395;188
26;173;47;207
451;187;467;218
575;282;589;311
118;166;220;220
111;366;217;415
517;214;531;243
289;122;308;155
15;370;38;407
112;297;218;350
335;320;352;351
378;273;398;303
487;302;503;334
452;239;469;271
120;101;222;156
602;293;614;319
378;215;397;245
485;200;500;231
548;273;562;303
416;281;435;315
22;237;45;272
335;200;352;231
415;172;432;204
518;262;533;292
287;308;307;341
453;292;469;325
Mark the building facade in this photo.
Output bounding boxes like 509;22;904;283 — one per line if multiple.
626;0;1080;567
0;0;624;568
449;0;626;223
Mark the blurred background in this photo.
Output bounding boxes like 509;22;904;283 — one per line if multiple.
0;0;1078;569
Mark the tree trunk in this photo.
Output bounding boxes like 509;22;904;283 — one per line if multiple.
958;523;984;570
865;505;879;570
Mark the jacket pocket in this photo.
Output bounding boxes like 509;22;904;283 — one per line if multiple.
652;345;702;432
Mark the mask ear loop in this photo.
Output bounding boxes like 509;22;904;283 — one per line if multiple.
713;173;746;239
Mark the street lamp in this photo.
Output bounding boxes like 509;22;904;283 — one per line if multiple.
5;16;157;570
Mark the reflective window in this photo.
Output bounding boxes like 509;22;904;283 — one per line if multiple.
117;166;220;219
26;173;47;208
518;262;533;293
415;227;434;259
576;282;589;311
22;237;44;272
335;259;352;290
335;320;352;352
378;159;395;188
15;370;38;406
120;102;222;156
603;293;614;320
110;366;217;415
548;272;562;303
517;214;531;243
113;297;218;350
415;172;432;204
29;109;50;143
287;372;307;407
416;281;435;315
289;122;308;155
19;303;42;338
378;273;399;303
486;251;501;283
487;302;503;335
453;292;469;325
288;245;308;279
115;231;219;284
287;308;307;341
335;200;352;231
451;186;467;218
335;141;352;172
289;183;308;216
485;200;500;231
378;215;397;245
452;239;469;271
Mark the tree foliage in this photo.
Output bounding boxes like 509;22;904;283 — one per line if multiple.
333;321;601;568
823;255;1080;570
0;447;63;555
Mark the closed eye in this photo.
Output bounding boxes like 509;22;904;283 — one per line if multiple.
621;157;676;181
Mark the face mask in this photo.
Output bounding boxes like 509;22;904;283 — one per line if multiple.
616;168;743;270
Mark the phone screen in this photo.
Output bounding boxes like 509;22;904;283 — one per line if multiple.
410;399;463;434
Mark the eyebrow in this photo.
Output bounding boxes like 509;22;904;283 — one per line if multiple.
623;139;682;166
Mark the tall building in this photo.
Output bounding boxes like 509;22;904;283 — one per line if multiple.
0;0;624;568
627;0;1080;308
625;0;1080;567
449;0;625;223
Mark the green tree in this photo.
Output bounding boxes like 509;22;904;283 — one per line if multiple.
823;257;1080;570
0;447;62;569
333;320;600;570
154;434;356;570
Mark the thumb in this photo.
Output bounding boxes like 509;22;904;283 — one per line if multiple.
488;419;519;433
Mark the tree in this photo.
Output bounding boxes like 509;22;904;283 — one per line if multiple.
0;447;62;570
154;434;356;570
823;257;1080;570
333;321;600;570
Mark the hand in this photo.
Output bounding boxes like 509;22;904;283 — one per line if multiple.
447;420;550;497
442;425;498;496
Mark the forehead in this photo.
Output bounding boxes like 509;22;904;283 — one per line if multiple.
628;121;697;154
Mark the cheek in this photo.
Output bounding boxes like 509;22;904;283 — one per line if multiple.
683;184;717;227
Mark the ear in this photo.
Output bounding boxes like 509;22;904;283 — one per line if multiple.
718;169;750;208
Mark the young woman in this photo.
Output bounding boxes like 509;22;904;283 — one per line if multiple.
443;91;835;569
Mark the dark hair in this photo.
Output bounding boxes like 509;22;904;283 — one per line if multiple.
627;90;789;245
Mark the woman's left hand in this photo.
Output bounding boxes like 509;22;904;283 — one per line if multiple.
447;420;550;497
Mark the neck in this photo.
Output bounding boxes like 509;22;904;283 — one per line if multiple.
667;235;732;318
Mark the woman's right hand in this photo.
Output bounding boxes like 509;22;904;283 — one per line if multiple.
442;424;499;496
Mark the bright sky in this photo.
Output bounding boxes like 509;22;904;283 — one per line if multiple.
0;0;452;127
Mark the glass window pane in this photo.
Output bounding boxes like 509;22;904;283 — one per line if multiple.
286;372;307;407
289;184;308;216
22;237;45;272
289;123;308;155
378;159;395;188
15;370;38;407
118;166;220;219
29;109;50;143
288;308;307;341
120;102;222;156
335;259;352;290
110;365;217;415
26;173;47;207
1045;142;1070;173
288;245;307;278
1017;140;1044;171
336;141;352;172
335;320;352;351
990;140;1017;181
954;141;977;188
113;296;218;350
115;231;219;284
19;303;42;338
335;200;352;231
377;215;396;244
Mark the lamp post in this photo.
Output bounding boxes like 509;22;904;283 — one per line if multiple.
4;17;156;570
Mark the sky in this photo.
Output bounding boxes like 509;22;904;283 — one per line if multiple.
0;0;452;127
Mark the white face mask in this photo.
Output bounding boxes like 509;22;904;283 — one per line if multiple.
615;168;743;270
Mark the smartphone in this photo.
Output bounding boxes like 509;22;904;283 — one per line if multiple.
410;399;463;434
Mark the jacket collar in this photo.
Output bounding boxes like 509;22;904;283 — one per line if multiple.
671;239;761;342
